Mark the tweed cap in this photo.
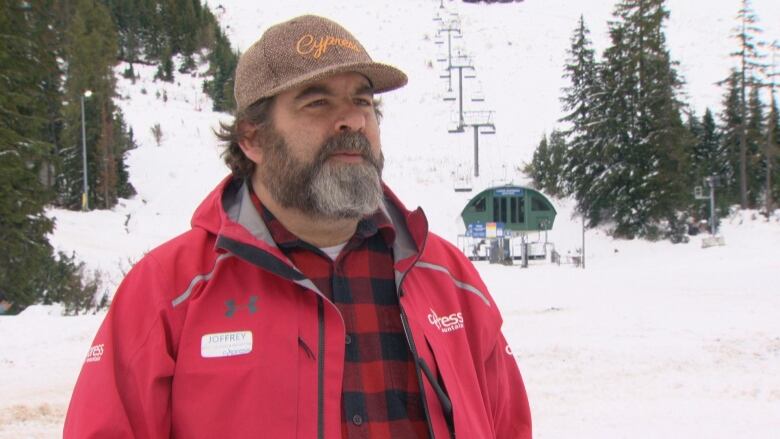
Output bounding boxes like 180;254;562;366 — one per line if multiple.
234;15;408;113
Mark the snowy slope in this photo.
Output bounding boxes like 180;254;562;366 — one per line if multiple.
2;0;780;437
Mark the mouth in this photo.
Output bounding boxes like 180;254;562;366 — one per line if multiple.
326;151;366;164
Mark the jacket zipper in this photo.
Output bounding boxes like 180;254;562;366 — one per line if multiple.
418;356;455;437
400;305;437;439
317;296;325;439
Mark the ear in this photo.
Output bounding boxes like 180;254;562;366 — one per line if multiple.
237;121;264;164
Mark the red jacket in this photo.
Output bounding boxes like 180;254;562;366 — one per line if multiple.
64;177;532;438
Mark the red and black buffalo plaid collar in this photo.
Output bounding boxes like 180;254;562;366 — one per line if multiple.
247;186;395;254
247;186;429;438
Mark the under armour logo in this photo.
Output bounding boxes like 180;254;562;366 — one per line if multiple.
225;296;258;318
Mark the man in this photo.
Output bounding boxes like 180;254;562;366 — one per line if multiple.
64;15;531;439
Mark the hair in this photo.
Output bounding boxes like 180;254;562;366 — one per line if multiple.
215;98;275;180
216;97;383;180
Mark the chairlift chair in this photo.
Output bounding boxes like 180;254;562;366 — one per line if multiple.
442;89;457;101
447;122;465;133
471;83;486;102
479;124;496;135
454;173;473;192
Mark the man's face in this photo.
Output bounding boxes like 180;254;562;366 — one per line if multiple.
252;72;385;220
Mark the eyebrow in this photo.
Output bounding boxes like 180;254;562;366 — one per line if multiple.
293;82;375;102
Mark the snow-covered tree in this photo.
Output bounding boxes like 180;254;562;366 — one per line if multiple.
525;130;567;197
596;0;688;238
559;15;610;225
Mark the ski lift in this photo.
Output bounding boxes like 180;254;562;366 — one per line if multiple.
463;110;494;127
443;89;457;101
454;165;473;192
454;51;469;61
470;81;486;102
448;121;465;133
479;124;496;135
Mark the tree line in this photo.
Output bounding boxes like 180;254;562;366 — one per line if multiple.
525;0;779;241
0;0;239;313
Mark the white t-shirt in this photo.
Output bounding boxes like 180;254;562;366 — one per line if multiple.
319;241;348;261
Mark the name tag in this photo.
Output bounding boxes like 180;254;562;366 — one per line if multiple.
201;331;253;358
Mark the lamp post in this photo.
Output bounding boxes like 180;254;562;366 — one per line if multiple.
80;90;92;211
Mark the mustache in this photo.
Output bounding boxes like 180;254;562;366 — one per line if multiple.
317;131;376;164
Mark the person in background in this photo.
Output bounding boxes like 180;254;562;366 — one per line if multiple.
64;14;531;438
0;292;11;314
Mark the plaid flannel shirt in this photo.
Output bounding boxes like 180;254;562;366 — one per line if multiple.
249;191;429;439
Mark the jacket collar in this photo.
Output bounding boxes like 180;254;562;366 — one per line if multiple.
191;175;429;281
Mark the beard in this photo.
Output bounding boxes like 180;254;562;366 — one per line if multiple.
256;127;385;220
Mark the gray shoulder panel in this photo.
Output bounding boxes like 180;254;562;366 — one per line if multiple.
414;261;491;307
172;253;233;307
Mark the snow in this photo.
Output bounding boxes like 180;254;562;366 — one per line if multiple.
2;0;780;437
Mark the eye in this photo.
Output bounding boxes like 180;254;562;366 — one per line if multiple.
304;98;328;108
354;97;373;107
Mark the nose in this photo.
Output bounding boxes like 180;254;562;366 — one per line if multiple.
334;103;366;133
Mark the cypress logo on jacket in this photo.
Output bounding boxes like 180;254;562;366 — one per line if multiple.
427;309;464;333
85;344;104;363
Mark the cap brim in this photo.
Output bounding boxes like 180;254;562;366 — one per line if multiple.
259;61;408;101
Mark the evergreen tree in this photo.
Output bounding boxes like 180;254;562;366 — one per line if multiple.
173;0;199;57
699;109;724;180
525;130;567;197
113;109;137;199
0;0;55;310
726;0;767;208
99;1;240;111
58;0;117;208
155;46;175;82
526;134;551;191
205;21;239;112
559;15;609;225
765;94;779;211
687;110;722;185
745;85;766;205
58;0;134;210
597;0;688;238
25;0;66;191
0;0;92;312
104;0;140;63
685;111;703;184
718;71;743;208
768;43;780;211
546;130;568;197
687;109;725;219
